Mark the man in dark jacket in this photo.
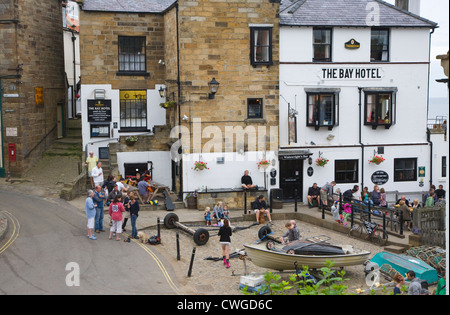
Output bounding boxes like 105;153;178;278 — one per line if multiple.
252;195;272;225
307;183;321;208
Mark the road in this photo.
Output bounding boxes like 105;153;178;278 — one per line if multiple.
0;189;181;295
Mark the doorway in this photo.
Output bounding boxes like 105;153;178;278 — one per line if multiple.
279;158;303;202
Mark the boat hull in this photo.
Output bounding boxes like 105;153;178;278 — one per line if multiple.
244;243;371;271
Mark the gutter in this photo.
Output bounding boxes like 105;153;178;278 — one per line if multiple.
175;2;183;201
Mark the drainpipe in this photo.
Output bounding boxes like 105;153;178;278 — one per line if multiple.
358;87;364;189
176;2;183;201
426;28;436;187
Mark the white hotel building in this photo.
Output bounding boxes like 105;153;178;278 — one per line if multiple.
277;0;440;202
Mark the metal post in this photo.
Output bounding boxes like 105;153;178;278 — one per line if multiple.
382;213;386;240
294;188;298;212
269;190;273;214
187;246;196;277
176;232;180;261
244;191;247;215
368;202;371;222
350;204;354;227
399;210;404;236
157;217;161;239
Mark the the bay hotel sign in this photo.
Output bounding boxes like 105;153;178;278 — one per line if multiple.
320;67;384;80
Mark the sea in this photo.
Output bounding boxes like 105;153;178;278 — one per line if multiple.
428;97;448;120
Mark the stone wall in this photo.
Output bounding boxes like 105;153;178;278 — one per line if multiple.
1;0;66;176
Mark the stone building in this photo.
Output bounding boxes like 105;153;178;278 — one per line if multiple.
78;0;281;207
0;0;66;177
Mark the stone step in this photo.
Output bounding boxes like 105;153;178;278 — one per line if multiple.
384;245;409;254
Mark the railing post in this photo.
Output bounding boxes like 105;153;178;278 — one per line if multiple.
269;190;273;214
399;210;404;236
294;188;298;213
382;212;386;239
244;191;247;215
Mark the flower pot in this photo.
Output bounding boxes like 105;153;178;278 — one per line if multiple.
126;140;136;146
186;198;197;209
197;165;205;170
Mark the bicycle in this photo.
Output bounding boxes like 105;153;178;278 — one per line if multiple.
348;219;388;246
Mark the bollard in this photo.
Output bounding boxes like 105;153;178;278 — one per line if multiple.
294;188;298;212
382;213;386;240
350;204;354;227
176;232;180;261
269;190;273;214
244;191;247;215
187;246;196;277
399;210;403;236
157;217;161;239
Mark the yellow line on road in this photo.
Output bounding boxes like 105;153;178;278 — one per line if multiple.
123;232;181;295
0;211;20;255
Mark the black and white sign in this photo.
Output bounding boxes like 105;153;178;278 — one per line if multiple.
320;67;384;80
371;170;389;185
88;100;111;123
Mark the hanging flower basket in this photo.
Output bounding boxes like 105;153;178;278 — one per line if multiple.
315;157;329;167
125;136;138;146
369;155;385;165
160;101;177;109
193;161;209;171
257;159;271;170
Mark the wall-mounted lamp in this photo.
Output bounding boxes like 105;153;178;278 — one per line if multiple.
308;157;313;165
208;77;220;99
327;134;335;140
94;89;105;100
158;86;166;98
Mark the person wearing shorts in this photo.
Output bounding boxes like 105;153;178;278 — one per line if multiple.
218;219;232;269
85;190;97;240
108;196;125;241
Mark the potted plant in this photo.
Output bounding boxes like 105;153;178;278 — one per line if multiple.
185;192;197;209
369;155;385;165
315;157;329;167
159;100;177;109
257;159;271;170
193;161;209;171
125;136;138;146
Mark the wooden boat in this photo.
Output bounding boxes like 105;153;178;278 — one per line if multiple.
244;242;371;271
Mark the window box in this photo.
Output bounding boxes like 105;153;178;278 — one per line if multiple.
364;88;397;129
306;88;340;130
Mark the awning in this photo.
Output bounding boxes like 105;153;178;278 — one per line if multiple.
278;149;313;160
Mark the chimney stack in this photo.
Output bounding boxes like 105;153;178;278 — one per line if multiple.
395;0;421;16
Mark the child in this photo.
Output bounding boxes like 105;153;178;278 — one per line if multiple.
223;206;230;220
331;200;343;225
218;219;232;268
108;196;125;241
204;207;212;226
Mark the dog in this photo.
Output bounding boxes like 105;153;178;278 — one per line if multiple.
137;231;150;244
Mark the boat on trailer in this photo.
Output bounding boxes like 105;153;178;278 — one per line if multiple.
244;233;371;271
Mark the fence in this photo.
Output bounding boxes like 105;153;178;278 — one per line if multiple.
413;203;446;247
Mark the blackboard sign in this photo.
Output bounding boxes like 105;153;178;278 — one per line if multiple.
371;170;389;185
88;100;111;122
307;167;314;177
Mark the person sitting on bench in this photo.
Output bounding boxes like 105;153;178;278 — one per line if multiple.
306;183;320;208
241;170;256;190
252;195;272;225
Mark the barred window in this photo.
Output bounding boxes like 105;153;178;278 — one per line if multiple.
120;90;147;130
118;36;146;73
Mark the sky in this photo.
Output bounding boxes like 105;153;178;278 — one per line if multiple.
386;0;449;102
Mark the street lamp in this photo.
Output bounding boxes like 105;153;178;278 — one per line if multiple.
208;77;220;99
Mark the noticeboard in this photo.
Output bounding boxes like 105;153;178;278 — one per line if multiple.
371;170;389;185
87;100;111;123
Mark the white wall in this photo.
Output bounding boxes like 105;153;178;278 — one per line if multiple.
182;151;279;193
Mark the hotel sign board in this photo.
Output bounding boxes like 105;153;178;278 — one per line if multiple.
87;99;111;123
320;67;384;80
345;38;360;49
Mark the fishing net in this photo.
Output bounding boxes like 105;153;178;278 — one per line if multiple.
406;246;446;277
380;263;401;280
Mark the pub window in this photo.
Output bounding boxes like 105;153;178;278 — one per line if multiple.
90;124;110;138
120;90;148;131
394;158;417;182
306;92;338;130
335;160;359;184
442;156;447;178
371;29;389;62
313;28;332;62
248;98;263;119
364;91;395;129
118;36;147;74
250;27;273;66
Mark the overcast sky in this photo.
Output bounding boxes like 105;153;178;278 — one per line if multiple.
386;0;449;100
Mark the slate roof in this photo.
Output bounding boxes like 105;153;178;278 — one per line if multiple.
82;0;177;13
280;0;437;28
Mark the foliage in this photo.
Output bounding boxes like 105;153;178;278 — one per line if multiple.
369;155;386;165
257;159;270;169
125;136;138;143
193;161;209;171
241;261;351;296
160;100;177;109
184;192;197;200
315;157;329;167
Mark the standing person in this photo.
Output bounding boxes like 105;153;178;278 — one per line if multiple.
241;170;256;189
218;219;232;269
393;274;406;295
425;191;435;207
398;200;411;230
85;190;97;240
204;207;212;226
85;151;98;188
93;185;106;233
379;188;387;208
91;161;104;188
306;183;321;208
122;191;132;232
129;195;140;239
320;181;336;207
108;196;125;241
435;184;446;201
406;270;427;295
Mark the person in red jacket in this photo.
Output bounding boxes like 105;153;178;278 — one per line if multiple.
108;196;125;241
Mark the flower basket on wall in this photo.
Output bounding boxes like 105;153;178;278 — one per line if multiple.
369;155;386;165
125;136;138;146
160;101;177;109
193;161;209;171
257;159;270;170
185;192;197;209
315;157;329;167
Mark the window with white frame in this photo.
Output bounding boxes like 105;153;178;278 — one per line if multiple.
306;89;340;130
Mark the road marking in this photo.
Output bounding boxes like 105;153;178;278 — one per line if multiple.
0;211;20;255
123;232;181;295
